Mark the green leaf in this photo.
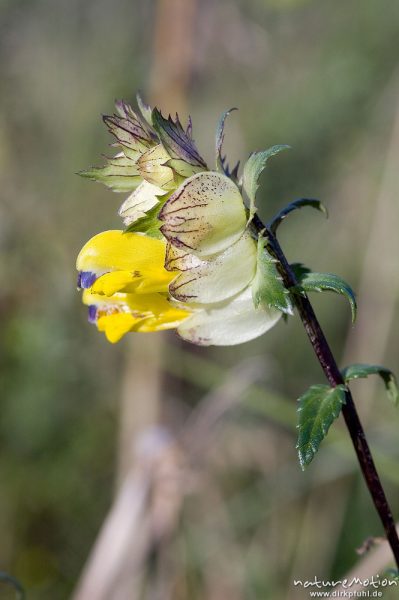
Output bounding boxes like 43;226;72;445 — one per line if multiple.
290;262;311;280
297;384;347;469
341;363;399;406
242;145;290;220
385;569;399;582
252;235;293;314
215;108;237;172
269;198;328;233
124;202;164;239
292;269;357;323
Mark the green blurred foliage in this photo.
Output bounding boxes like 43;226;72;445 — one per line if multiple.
1;0;399;598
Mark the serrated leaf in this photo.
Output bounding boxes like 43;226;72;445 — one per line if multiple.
293;270;357;323
297;384;346;469
151;109;207;173
252;235;293;314
269;198;328;233
215;108;237;172
242;145;290;220
341;363;399;406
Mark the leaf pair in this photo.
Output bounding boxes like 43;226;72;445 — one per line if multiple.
297;364;399;469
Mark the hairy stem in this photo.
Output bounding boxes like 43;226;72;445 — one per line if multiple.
252;213;399;568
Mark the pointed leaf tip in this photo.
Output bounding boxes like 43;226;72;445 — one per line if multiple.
269;198;328;233
292;269;357;323
215;108;238;173
297;384;346;469
341;363;399;406
242;145;290;220
136;92;153;125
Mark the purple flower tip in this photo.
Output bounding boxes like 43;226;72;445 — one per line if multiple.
78;271;97;289
88;305;97;323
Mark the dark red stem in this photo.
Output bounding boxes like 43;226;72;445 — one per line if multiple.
253;213;399;568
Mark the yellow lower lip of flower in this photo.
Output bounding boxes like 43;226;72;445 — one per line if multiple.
83;289;191;343
97;313;147;343
91;269;175;296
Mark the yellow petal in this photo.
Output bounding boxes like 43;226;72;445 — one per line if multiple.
91;271;139;296
91;269;176;296
97;313;147;343
83;289;191;341
77;230;163;272
77;230;175;294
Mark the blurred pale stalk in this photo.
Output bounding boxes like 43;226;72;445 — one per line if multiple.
73;428;184;600
149;0;197;115
117;337;163;483
73;362;261;600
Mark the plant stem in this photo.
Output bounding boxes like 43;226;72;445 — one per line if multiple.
252;213;399;568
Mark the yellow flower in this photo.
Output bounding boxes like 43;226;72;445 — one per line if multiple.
77;97;288;345
76;231;192;343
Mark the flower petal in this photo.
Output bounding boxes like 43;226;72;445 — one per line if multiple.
76;230;174;293
118;180;166;226
97;313;147;343
83;289;191;342
168;232;257;303
91;271;141;296
159;171;247;257
177;286;281;346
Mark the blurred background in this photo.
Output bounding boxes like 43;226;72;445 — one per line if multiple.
1;0;399;598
